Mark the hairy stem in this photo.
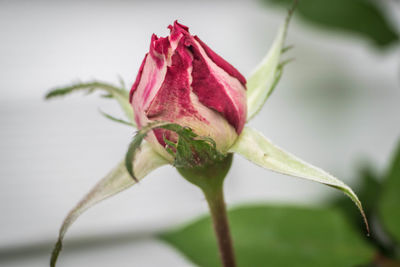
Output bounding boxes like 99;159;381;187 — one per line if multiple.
203;183;236;267
177;154;236;267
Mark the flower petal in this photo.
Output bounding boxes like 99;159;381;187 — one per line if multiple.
50;142;168;267
246;13;292;121
130;40;169;129
190;36;247;133
229;127;369;233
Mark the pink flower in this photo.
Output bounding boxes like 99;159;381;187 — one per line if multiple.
49;13;369;267
130;21;247;158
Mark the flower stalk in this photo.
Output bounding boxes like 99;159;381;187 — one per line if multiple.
203;180;236;267
178;154;236;267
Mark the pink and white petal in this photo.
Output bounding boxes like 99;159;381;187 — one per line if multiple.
187;91;238;153
189;37;247;133
131;49;168;128
194;35;246;86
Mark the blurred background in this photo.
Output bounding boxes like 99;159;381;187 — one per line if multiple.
1;0;399;266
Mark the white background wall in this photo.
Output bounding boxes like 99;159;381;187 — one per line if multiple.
1;0;399;266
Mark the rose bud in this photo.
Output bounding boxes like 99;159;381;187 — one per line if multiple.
130;21;247;159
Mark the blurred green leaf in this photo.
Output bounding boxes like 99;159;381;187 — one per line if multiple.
261;0;399;48
379;140;400;245
161;205;375;267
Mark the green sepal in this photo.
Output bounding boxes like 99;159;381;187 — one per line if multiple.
45;80;135;126
125;122;226;180
230;126;369;234
99;109;134;127
50;143;168;267
246;3;296;121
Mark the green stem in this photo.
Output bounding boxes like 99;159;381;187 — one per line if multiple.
177;154;236;267
203;183;236;267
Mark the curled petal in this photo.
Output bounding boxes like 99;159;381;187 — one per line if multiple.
130;21;247;157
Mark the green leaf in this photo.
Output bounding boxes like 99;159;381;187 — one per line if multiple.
45;81;135;126
125;122;225;180
229;127;369;233
246;6;294;121
379;140;400;244
160;204;375;267
261;0;399;48
50;143;168;267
